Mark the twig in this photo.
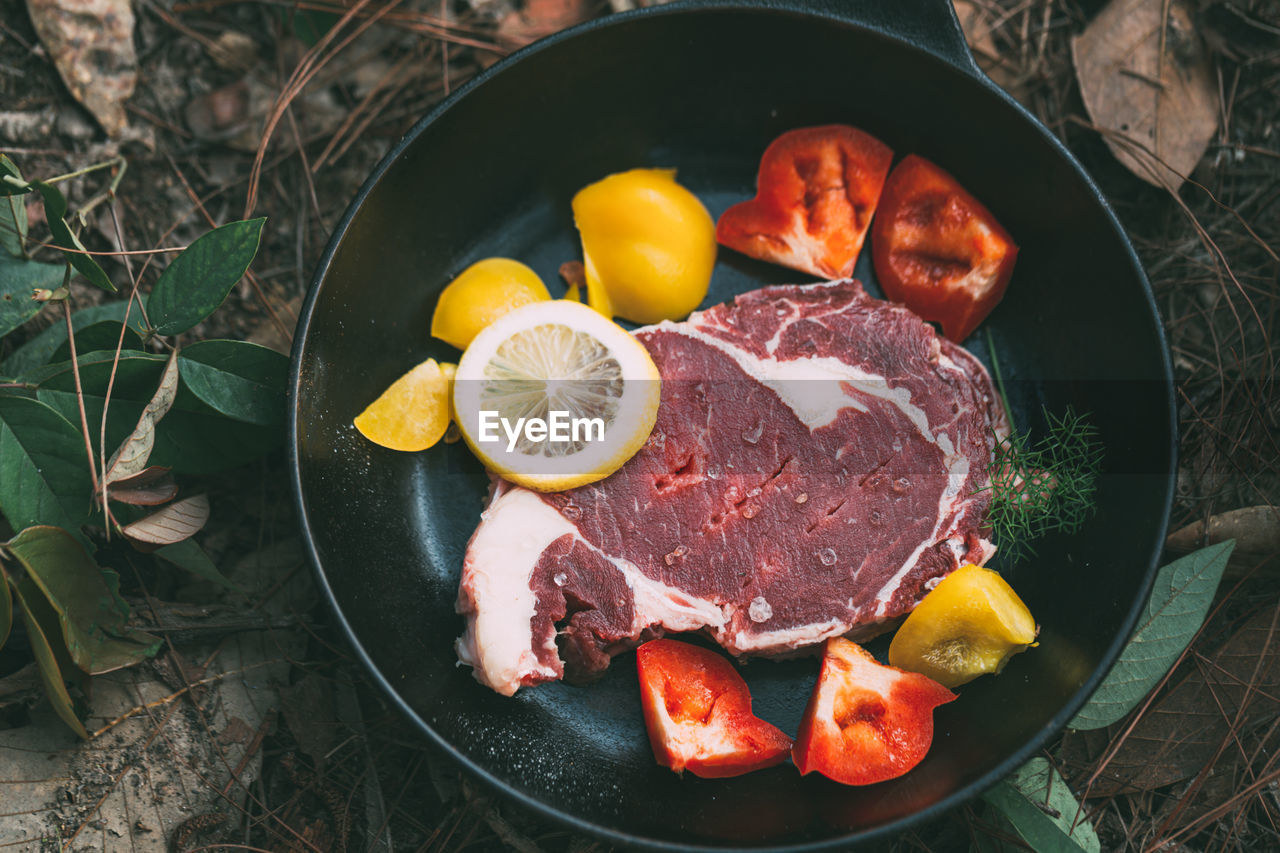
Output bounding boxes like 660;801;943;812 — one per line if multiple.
283;106;325;231
311;47;420;173
63;290;101;498
1119;67;1167;90
1217;142;1280;162
220;712;275;797
171;0;499;49
165;154;293;342
243;0;393;219
39;156;126;186
73;157;128;227
89;659;282;738
1154;0;1172;162
16;239;187;256
3;194;27;259
1070;117;1274;384
98;199;150;537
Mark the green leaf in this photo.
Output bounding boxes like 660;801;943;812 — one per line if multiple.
149;413;281;473
36;349;168;395
0;156;27;256
6;526;162;674
36;350;282;474
0;194;26;256
970;807;1026;853
0;568;11;650
30;181;115;293
983;758;1099;853
0;253;63;337
1;302;148;378
155;538;238;590
0;396;92;534
39;387;281;474
289;7;340;45
179;339;287;427
0;154;30;197
0;193;25;256
1069;540;1235;730
147;218;266;336
12;578;89;739
50;320;144;364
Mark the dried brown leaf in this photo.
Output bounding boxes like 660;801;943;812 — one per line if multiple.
952;0;1026;99
558;260;586;291
1071;0;1218;189
0;663;40;701
184;76;345;153
1166;505;1280;556
608;0;676;10
208;31;257;73
278;673;336;770
120;495;210;547
105;349;179;487
107;466;178;506
184;79;253;141
497;0;594;51
0;627;292;850
25;0;138;137
1065;602;1280;796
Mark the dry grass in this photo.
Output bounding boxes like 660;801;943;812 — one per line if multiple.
1;0;1277;850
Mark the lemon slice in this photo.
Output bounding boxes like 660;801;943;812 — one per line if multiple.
453;301;660;491
354;358;455;452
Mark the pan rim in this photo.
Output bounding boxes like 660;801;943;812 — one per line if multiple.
287;3;1177;849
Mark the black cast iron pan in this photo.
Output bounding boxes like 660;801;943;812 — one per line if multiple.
289;0;1177;847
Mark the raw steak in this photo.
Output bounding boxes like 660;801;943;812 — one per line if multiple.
456;280;1007;696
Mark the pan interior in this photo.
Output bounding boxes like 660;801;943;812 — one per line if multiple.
293;7;1173;848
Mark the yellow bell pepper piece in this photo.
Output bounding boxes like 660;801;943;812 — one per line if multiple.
572;168;716;324
888;564;1038;688
431;258;550;350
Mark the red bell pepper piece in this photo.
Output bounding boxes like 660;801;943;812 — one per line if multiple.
716;125;893;279
636;638;792;778
792;638;956;786
870;154;1018;342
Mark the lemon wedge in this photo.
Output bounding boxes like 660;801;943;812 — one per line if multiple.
431;258;551;350
452;301;660;491
354;358;456;452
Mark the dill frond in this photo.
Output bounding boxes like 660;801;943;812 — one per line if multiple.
983;406;1103;564
981;330;1103;564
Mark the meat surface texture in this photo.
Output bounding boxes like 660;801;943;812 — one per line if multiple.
455;280;1006;696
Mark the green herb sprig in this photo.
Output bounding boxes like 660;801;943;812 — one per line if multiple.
982;331;1103;563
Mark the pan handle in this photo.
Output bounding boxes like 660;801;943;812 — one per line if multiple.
745;0;982;77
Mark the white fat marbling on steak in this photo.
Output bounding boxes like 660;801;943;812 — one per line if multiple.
454;487;568;695
650;322;936;440
456;485;726;696
715;617;847;655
